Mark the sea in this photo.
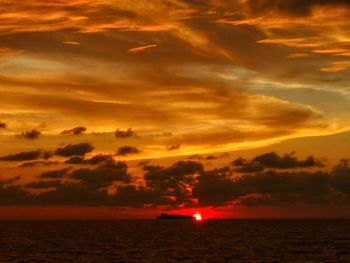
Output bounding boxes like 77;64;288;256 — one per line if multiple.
1;219;350;262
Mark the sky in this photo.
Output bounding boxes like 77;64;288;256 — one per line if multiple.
1;0;350;219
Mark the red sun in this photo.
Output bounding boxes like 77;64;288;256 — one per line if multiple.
193;213;202;221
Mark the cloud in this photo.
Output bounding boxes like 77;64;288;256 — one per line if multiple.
19;161;59;167
138;160;150;166
128;44;158;54
167;144;180;151
0;149;52;161
3;176;21;184
205;155;218;160
0;47;330;156
332;159;350;175
193;161;350;207
212;0;350;76
0;0;348;162
2;159;131;205
232;171;333;207
25;180;62;189
64;154;115;165
55;143;94;157
2;156;350;208
236;163;264;173
116;146;140;156
321;61;350;73
232;152;323;171
1;1;350;211
0;180;32;205
0;0;193;36
232;157;247;166
143;161;203;206
34;183;109;206
193;167;237;206
61;126;87;135
17;129;41;139
0;47;24;56
144;161;203;189
63;41;80;45
0;122;6;128
71;162;130;188
0;75;324;150
109;185;167;207
85;154;114;165
65;156;85;164
115;128;134;138
253;152;322;168
187;154;203;160
245;0;350;16
39;169;69;179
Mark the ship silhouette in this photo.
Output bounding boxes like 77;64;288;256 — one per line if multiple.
156;213;194;219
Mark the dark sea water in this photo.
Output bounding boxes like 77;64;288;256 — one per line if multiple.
1;219;350;263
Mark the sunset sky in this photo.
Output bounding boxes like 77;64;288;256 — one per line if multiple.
1;0;350;219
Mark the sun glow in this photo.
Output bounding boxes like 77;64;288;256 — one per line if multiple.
193;213;202;221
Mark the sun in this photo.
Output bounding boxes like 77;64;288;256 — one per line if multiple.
193;213;202;221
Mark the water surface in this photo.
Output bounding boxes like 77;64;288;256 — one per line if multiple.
1;219;350;262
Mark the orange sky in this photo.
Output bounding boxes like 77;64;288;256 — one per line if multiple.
1;0;350;219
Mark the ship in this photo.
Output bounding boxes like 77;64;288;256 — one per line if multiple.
156;213;194;219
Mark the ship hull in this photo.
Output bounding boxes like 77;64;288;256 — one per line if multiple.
156;214;194;219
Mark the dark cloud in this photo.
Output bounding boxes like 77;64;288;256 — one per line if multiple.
25;180;62;189
10;160;131;205
64;154;114;165
232;157;247;166
116;146;140;156
0;122;6;128
20;161;58;167
55;143;94;157
234;170;335;206
64;156;85;164
110;185;170;208
193;167;237;206
167;144;180;151
220;152;231;159
71;162;130;188
236;163;264;173
205;155;217;160
252;152;322;169
144;161;203;206
187;154;203;160
85;154;115;165
115;128;134;138
3;176;21;184
144;161;203;188
0;180;32;205
0;149;52;161
193;162;350;207
332;159;350;176
232;152;323;171
61;126;87;135
246;0;350;16
160;132;173;137
34;182;110;206
3;157;350;208
39;169;69;179
138;160;150;167
17;129;41;139
331;159;350;195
